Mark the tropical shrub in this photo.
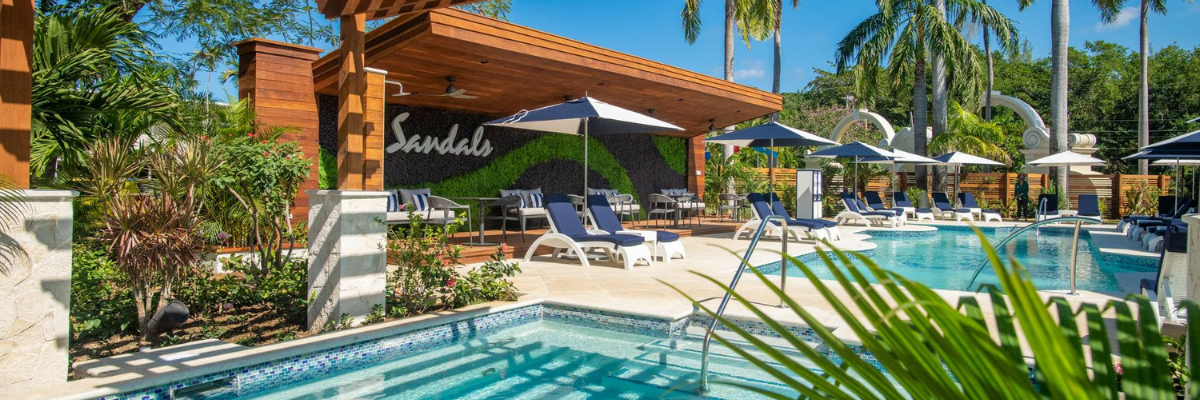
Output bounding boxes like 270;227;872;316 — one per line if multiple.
205;99;312;279
70;244;136;341
1126;181;1162;217
453;245;522;307
677;231;1195;399
905;187;928;209
386;215;465;317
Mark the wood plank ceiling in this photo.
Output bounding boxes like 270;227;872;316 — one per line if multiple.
312;9;782;137
315;0;490;20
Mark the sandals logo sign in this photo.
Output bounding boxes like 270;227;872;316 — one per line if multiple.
386;111;494;157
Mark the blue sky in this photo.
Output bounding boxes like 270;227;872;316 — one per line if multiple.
188;0;1200;97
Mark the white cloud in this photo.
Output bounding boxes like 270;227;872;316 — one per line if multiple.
1095;7;1138;31
734;60;767;80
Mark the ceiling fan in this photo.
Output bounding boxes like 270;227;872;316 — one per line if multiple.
389;76;478;99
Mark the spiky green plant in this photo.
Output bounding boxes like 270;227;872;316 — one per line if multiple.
674;229;1195;399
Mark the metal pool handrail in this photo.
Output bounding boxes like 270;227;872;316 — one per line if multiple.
963;216;1102;294
698;215;788;394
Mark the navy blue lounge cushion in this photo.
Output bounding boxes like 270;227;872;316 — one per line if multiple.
568;233;644;247
982;209;1000;214
916;208;933;213
655;231;680;242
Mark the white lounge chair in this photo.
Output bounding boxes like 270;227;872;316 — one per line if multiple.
835;194;900;227
932;192;973;222
586;195;685;262
524;194;652;270
733;193;832;241
1142;230;1189;324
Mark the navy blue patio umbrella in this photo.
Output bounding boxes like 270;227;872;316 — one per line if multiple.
1125;149;1200;207
485;96;683;194
808;141;896;194
1143;129;1200;151
705;121;838;199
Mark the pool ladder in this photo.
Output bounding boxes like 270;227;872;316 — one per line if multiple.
963;215;1102;294
698;215;789;394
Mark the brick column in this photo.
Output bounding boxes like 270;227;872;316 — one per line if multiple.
687;135;705;197
0;0;33;188
363;68;386;191
236;38;323;219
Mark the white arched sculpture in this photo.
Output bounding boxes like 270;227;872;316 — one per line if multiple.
984;91;1050;150
830;109;897;148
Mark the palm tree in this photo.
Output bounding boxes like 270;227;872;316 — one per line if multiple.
770;0;800;121
836;0;1015;191
1015;0;1069;196
1091;0;1192;175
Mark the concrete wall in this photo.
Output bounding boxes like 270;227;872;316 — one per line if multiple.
0;190;75;389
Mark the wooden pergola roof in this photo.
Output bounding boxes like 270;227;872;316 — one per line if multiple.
316;0;489;20
311;9;781;137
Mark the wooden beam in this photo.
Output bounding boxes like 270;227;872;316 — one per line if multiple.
315;0;487;20
363;68;387;190
0;0;33;188
337;14;367;190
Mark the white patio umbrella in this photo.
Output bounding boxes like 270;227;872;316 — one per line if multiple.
1027;151;1106;208
484;96;684;194
809;141;896;195
859;149;940;192
931;151;1005;200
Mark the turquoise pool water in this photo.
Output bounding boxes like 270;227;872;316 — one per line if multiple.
763;227;1155;293
236;320;832;400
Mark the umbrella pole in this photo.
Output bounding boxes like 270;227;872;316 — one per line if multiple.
584;118;589;196
769;140;775;209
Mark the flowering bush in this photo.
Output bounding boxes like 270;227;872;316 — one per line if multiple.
386;215;465;316
386;217;521;317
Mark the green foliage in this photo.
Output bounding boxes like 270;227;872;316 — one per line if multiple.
455;0;513;20
387;216;521;317
930;102;1012;165
403;134;637;212
387;215;465;317
70;244;136;341
675;229;1196;399
905;187;928;209
31;6;179;179
650;135;688;175
1125;181;1162;216
318;147;337;190
454;246;522;307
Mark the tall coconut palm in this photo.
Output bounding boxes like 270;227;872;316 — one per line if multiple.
770;0;800;121
836;0;1015;191
1016;0;1069;195
1091;0;1192;174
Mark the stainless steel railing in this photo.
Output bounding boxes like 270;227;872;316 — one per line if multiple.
698;215;789;394
963;216;1102;294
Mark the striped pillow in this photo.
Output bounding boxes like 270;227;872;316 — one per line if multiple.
412;193;430;211
527;193;544;208
386;190;402;212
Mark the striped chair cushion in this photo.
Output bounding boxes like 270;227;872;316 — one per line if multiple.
386;190;403;212
412;193;430;211
527;193;544;208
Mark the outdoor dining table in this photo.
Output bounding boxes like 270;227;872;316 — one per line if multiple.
450;196;499;246
668;194;700;228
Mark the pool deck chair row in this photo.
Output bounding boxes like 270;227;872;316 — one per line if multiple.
836;192;903;227
524;194;652;270
957;193;1003;222
892;191;936;221
932;192;973;222
733;193;840;241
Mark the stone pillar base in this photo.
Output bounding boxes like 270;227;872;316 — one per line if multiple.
0;190;76;390
306;190;389;331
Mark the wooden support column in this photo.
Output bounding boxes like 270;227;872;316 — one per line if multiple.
363;68;386;191
337;14;367;191
1000;173;1011;205
0;0;33;188
1113;174;1124;219
687;135;705;197
236;38;323;219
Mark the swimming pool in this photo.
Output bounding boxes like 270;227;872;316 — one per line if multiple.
761;226;1157;293
94;303;887;400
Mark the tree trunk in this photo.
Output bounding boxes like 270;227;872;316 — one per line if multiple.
931;0;949;193
914;57;930;191
1050;0;1070;194
722;0;736;164
983;0;994;121
771;1;782;122
1137;0;1150;174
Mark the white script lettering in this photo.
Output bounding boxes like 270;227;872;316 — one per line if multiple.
385;112;494;157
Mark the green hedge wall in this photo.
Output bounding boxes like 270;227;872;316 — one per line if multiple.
651;136;688;175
